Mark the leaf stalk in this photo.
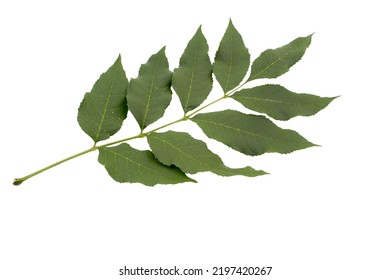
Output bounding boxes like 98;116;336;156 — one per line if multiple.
13;147;97;186
13;92;240;185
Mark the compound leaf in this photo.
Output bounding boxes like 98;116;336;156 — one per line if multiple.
148;131;267;177
249;34;312;81
127;47;172;130
232;84;337;120
98;143;195;186
77;55;128;143
14;23;335;187
192;110;315;156
213;19;250;93
172;26;212;113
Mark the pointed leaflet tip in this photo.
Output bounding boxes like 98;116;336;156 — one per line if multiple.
172;26;212;112
307;33;313;43
248;34;314;81
188;177;198;184
193;25;204;38
114;54;124;70
192;110;316;156
152;46;167;58
77;55;128;143
213;19;250;93
231;84;338;120
127;47;172;130
147;131;267;177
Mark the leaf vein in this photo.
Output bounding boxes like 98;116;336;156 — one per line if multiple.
152;135;207;167
94;63;118;142
224;29;234;93
184;37;200;112
196;118;293;144
141;57;160;130
105;148;180;180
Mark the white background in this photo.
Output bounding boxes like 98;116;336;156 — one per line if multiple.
1;0;389;279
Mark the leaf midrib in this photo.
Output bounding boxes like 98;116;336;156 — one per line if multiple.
235;95;326;106
195;118;298;145
151;134;248;175
94;63;118;143
250;40;305;80
103;147;180;180
150;134;208;168
223;28;234;93
141;56;161;130
184;37;200;112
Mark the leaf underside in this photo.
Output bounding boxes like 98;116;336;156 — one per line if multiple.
172;26;213;113
232;84;337;120
249;34;312;81
77;55;128;143
127;47;172;130
98;143;195;186
213;19;250;93
192;110;315;156
147;131;267;177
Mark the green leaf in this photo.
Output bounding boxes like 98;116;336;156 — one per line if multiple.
172;26;212;113
148;131;267;177
127;47;172;130
232;84;337;120
213;19;250;93
98;143;195;186
15;23;335;187
192;110;315;156
77;55;128;143
248;34;312;81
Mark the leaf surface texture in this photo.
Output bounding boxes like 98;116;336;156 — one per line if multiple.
98;143;195;186
172;27;212;113
232;84;336;120
127;47;172;130
77;56;128;143
192;110;315;156
249;34;312;80
148;131;267;177
213;19;250;93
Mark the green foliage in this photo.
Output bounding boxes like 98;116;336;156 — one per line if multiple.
232;84;337;120
248;34;312;80
77;55;128;143
98;144;194;186
14;20;336;186
213;19;250;93
147;131;267;176
127;47;172;130
172;27;213;113
192;110;315;156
